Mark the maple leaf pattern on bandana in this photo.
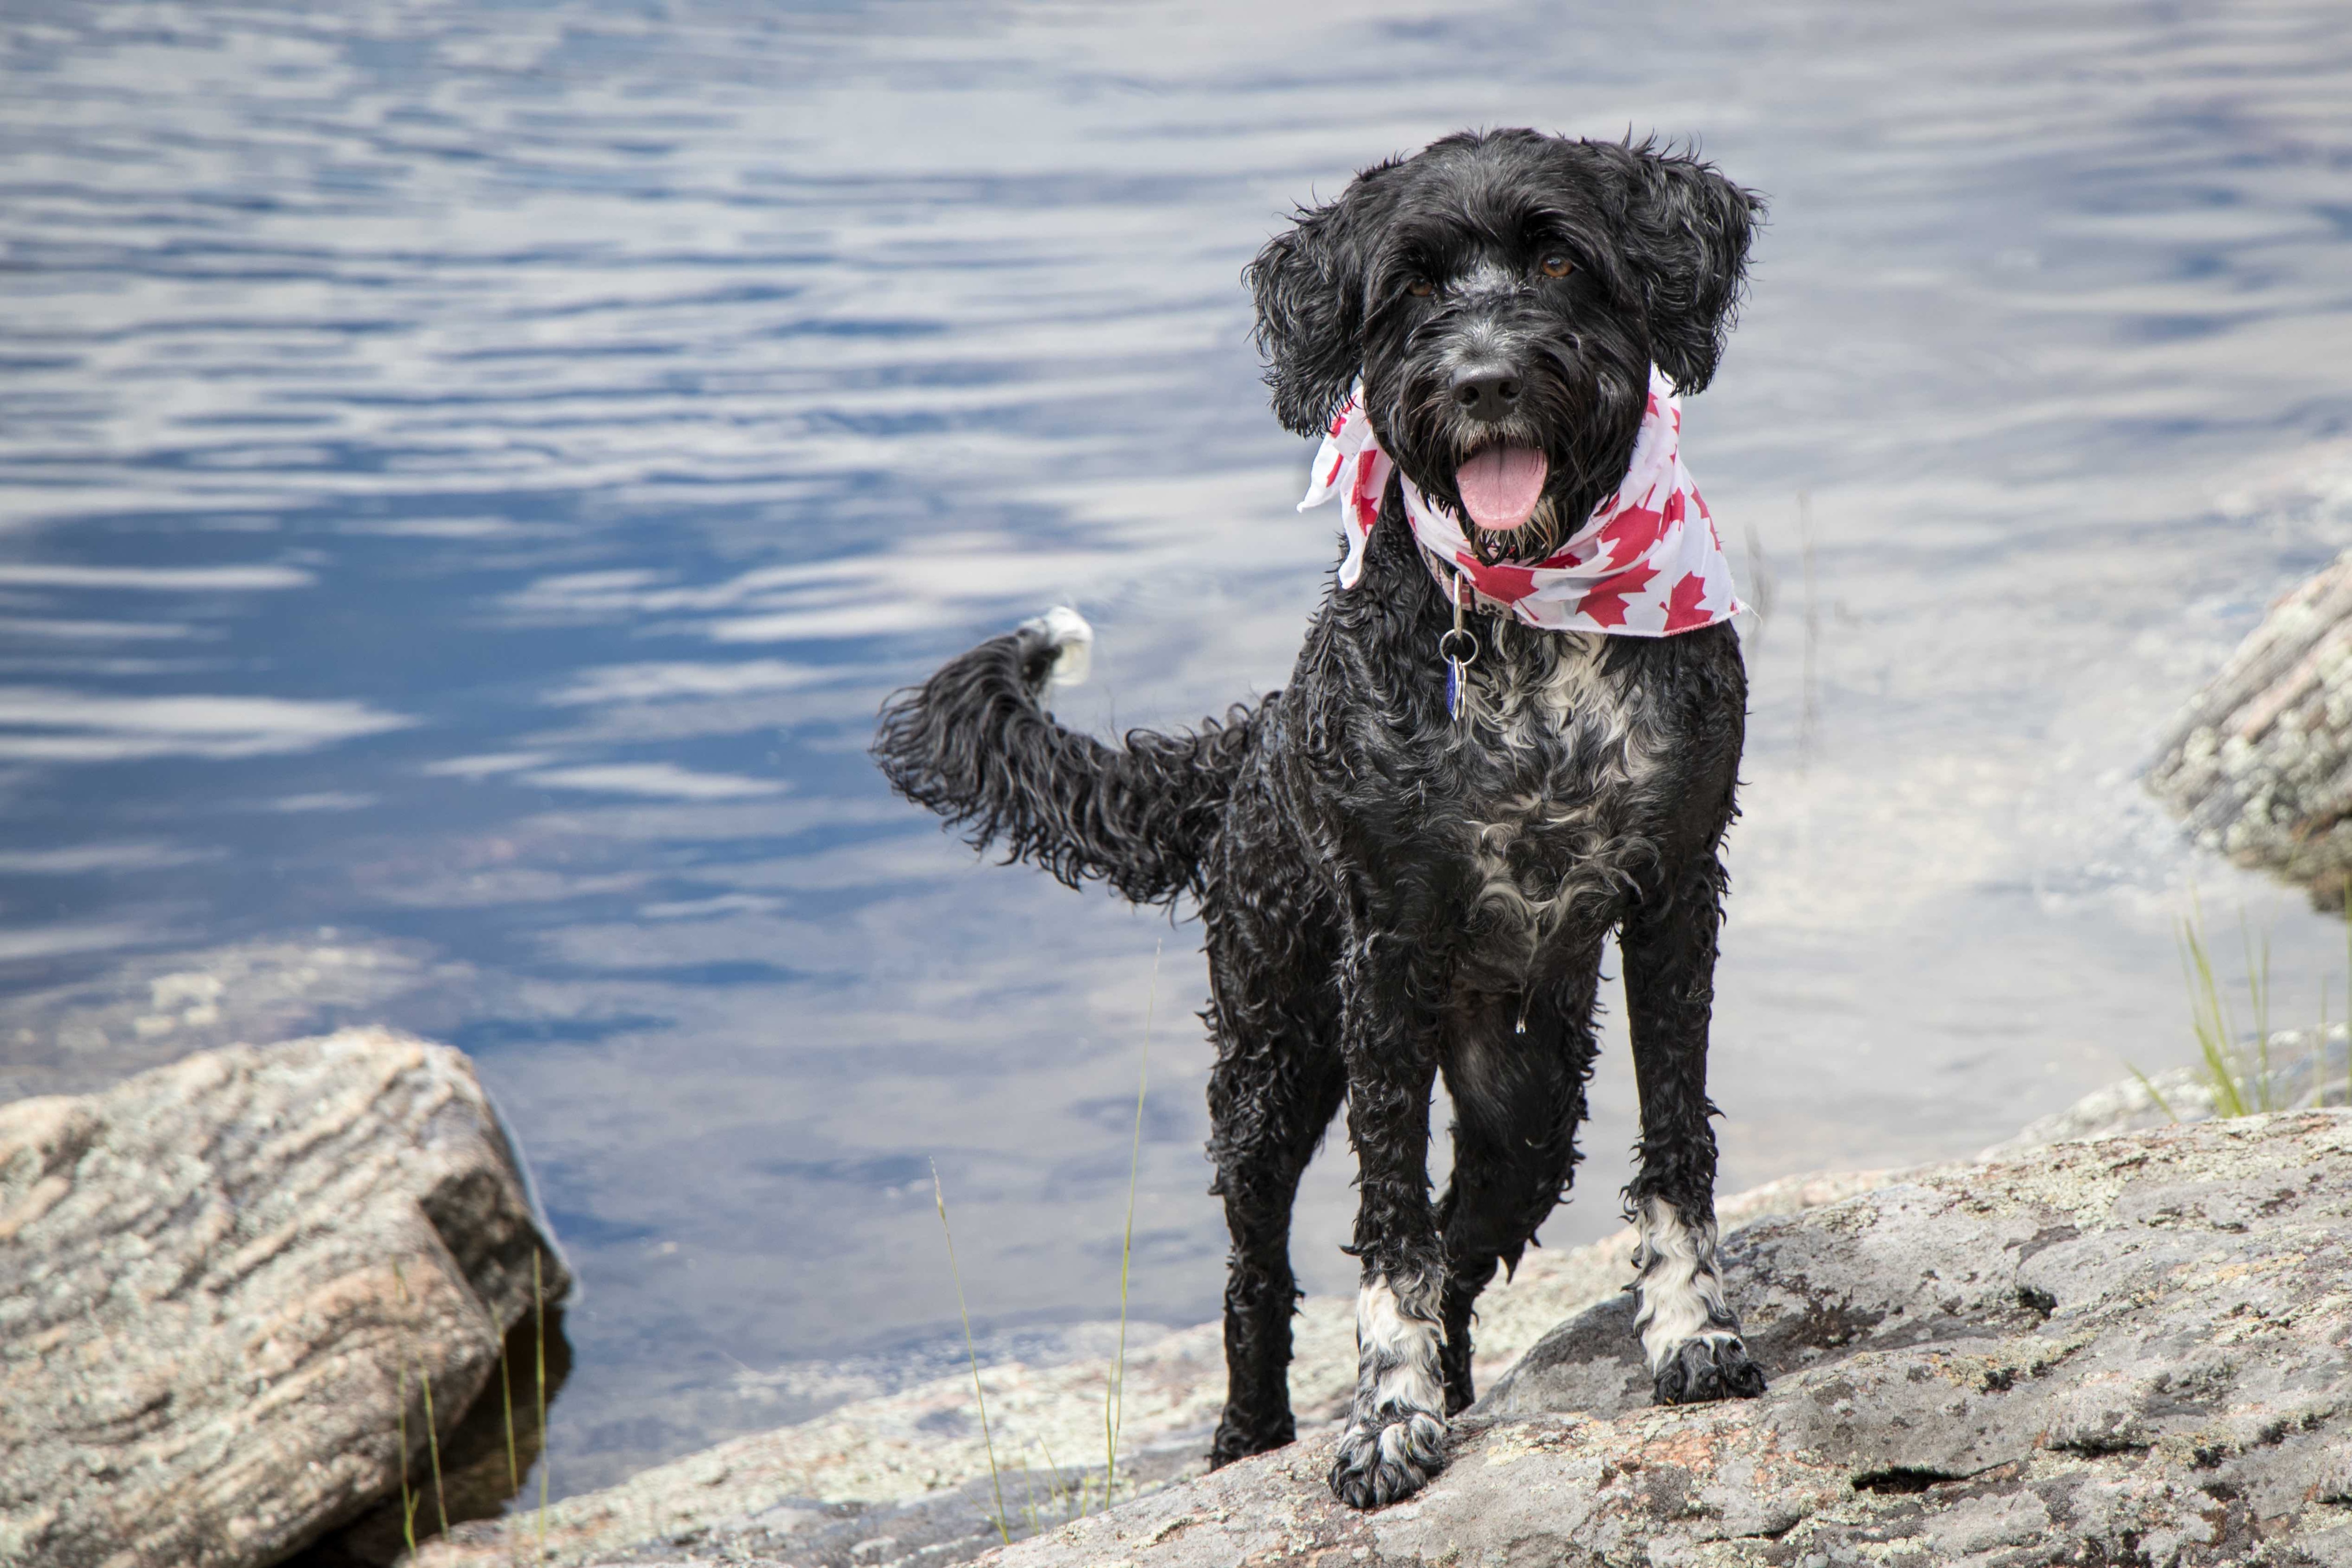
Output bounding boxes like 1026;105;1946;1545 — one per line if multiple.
1297;365;1742;638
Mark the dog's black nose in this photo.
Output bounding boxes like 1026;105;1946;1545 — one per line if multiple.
1450;367;1522;424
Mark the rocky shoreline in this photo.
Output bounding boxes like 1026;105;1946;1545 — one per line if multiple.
12;1034;2352;1567
408;1170;1886;1568
458;1109;2352;1568
996;1107;2352;1568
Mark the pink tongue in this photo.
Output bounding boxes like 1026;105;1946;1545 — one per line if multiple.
1455;446;1549;532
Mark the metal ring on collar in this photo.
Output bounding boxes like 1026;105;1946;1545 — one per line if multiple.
1436;627;1478;665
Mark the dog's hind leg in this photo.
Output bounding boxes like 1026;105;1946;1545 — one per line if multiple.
1622;849;1767;1407
1431;956;1604;1413
1204;980;1346;1469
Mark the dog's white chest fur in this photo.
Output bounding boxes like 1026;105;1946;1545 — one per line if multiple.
1457;626;1668;951
1471;626;1626;751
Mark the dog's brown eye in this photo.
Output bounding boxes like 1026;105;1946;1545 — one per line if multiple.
1406;277;1433;297
1540;254;1573;278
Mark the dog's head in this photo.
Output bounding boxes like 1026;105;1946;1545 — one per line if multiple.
1248;130;1761;560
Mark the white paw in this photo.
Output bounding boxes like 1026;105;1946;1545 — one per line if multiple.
1018;605;1093;685
1652;1329;1767;1404
1329;1275;1450;1508
1329;1409;1446;1509
1632;1196;1737;1370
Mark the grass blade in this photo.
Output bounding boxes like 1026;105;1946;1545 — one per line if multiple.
397;1361;415;1554
501;1333;520;1495
1104;940;1160;1513
2320;978;2331;1111
419;1363;449;1536
934;1161;1011;1545
2243;912;2273;1110
2178;899;2249;1118
1037;1433;1069;1519
393;1260;417;1554
535;1250;549;1562
2128;1063;2178;1124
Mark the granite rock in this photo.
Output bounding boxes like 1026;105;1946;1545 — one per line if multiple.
985;1110;2352;1567
407;1106;2352;1567
2148;550;2352;908
408;1173;1884;1568
0;1027;567;1568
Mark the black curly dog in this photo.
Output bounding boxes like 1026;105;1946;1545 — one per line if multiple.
876;129;1765;1510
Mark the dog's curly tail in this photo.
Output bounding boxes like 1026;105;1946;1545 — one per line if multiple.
872;609;1258;908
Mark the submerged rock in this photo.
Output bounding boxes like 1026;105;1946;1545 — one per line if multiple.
2149;551;2352;907
0;1027;568;1568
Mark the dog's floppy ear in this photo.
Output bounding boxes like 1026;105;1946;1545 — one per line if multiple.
1246;161;1401;437
1612;143;1764;396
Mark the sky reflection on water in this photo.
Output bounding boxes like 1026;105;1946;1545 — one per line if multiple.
5;0;2352;1496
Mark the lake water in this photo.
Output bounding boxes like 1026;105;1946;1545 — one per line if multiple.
7;0;2352;1501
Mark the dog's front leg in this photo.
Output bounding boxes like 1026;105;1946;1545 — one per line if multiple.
1327;935;1449;1510
1621;853;1768;1406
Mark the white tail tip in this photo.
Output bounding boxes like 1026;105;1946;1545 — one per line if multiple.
1019;605;1093;686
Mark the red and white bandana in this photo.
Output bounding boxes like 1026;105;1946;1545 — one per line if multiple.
1295;366;1742;637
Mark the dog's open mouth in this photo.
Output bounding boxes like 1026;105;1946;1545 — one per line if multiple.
1455;445;1548;532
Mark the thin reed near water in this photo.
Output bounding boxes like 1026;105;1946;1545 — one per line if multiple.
387;1250;556;1561
2134;896;2352;1122
935;941;1162;1545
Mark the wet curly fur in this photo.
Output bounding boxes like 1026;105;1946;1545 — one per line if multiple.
875;129;1767;1510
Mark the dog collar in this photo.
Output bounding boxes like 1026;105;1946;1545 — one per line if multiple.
1295;365;1742;638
